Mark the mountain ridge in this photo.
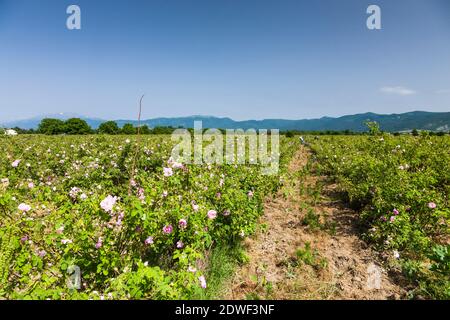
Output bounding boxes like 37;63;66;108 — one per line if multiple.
2;111;450;132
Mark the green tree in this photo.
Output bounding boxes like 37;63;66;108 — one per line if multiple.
38;118;65;135
285;131;294;138
152;126;175;134
139;125;151;134
412;129;419;136
121;123;136;134
365;121;381;135
98;121;120;135
64;118;92;135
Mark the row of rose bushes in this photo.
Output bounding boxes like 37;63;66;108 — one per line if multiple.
0;134;298;299
308;133;450;299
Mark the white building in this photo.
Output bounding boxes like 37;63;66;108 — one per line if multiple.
4;129;18;136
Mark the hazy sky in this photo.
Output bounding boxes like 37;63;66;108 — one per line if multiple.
0;0;449;121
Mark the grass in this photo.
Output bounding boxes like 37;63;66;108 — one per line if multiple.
190;243;248;299
301;209;321;230
301;207;337;236
295;242;328;271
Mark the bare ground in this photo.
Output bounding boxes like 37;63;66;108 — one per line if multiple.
224;146;406;300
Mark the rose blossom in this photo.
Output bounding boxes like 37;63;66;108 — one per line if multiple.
100;195;117;212
18;203;31;212
179;219;187;229
95;237;103;249
144;236;154;245
163;167;173;177
199;275;207;289
37;250;47;258
207;210;217;219
163;225;173;234
12;159;21;167
428;202;437;209
171;161;184;169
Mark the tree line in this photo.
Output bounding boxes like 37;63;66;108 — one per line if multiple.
34;118;178;135
3;118;449;136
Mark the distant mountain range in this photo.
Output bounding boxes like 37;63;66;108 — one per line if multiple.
2;111;450;132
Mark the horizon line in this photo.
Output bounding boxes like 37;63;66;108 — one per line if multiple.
3;109;450;124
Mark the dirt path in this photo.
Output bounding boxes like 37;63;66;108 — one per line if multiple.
224;146;405;300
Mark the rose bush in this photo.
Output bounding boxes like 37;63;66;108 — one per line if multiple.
0;134;298;299
309;133;450;298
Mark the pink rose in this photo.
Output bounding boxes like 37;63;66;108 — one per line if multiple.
95;237;103;249
144;236;154;245
163;167;173;177
163;225;173;234
199;275;207;289
100;195;117;212
207;210;217;219
18;203;31;212
179;219;187;229
12;159;21;168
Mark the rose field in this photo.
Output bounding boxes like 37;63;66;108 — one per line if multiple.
0;134;297;299
0;132;449;299
309;133;450;298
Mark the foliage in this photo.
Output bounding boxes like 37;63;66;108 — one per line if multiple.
38;118;66;135
98;121;120;135
309;133;450;299
121;123;136;135
64;118;92;135
0;134;298;299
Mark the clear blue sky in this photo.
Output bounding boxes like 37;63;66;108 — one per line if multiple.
0;0;449;121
